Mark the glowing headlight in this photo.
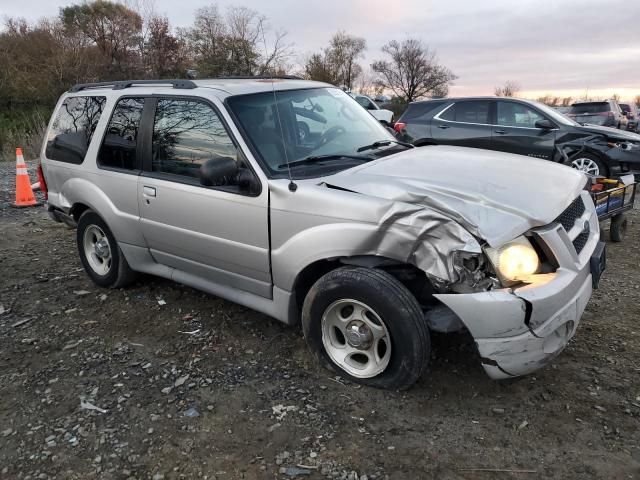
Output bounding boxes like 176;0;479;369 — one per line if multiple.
485;236;540;283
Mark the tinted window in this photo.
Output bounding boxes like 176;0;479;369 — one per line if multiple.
440;101;490;123
152;99;237;181
98;98;144;170
568;102;610;114
402;101;447;121
497;102;546;128
619;103;630;113
45;96;106;164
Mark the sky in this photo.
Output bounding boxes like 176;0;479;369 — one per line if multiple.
2;0;639;100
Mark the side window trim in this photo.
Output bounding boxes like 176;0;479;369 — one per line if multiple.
96;95;147;174
140;95;262;197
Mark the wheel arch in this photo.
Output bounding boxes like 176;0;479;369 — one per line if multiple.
291;255;435;322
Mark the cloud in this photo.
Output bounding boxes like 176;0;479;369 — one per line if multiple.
4;0;639;98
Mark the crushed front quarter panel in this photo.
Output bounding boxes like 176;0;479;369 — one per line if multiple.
269;179;481;291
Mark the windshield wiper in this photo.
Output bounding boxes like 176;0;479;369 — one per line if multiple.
277;154;371;170
356;139;414;153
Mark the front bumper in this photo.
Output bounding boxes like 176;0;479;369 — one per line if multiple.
435;191;603;379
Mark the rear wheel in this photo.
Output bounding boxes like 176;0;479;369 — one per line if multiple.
610;214;627;242
77;211;137;288
302;266;430;390
570;154;608;177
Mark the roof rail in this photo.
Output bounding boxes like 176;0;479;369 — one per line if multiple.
69;79;197;92
216;75;303;80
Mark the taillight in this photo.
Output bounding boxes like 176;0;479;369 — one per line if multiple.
605;112;614;117
394;122;406;133
37;163;48;201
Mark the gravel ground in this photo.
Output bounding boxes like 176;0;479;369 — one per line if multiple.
0;161;639;479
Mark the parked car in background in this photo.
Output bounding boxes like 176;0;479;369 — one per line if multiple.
554;106;572;115
619;103;639;132
394;96;640;177
350;93;394;125
566;100;628;130
40;78;605;389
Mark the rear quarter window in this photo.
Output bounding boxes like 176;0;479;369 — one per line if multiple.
45;96;106;164
401;101;447;121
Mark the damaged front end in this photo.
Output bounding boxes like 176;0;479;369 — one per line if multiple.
434;191;603;379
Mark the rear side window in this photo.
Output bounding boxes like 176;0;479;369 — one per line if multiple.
45;96;106;164
98;98;145;170
402;101;447;121
568;102;610;114
441;101;491;124
152;99;237;180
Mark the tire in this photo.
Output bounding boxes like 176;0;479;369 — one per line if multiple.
570;153;608;177
610;214;627;243
302;266;430;390
76;211;137;288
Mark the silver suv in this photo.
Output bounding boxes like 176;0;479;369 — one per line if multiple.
40;78;606;389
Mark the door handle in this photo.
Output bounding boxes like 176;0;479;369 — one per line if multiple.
143;186;156;197
437;125;450;129
494;130;507;135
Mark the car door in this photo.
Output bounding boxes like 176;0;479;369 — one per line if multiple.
431;100;493;149
137;96;271;298
491;101;556;160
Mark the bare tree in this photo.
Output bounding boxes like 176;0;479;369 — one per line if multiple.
327;31;366;90
612;93;621;103
371;38;456;103
560;97;573;107
303;31;365;88
494;80;520;97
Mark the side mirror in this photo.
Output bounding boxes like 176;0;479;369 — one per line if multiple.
200;156;238;187
238;168;261;195
535;119;556;130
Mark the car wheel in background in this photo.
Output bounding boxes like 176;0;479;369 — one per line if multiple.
610;214;628;242
77;211;137;288
302;266;430;390
570;154;608;177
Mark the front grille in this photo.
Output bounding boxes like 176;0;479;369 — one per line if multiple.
555;196;586;232
573;229;590;254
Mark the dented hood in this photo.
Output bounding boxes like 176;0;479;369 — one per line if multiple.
323;145;587;247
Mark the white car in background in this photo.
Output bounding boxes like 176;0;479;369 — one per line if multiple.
351;93;394;125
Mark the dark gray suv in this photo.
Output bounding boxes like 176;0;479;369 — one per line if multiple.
394;96;640;177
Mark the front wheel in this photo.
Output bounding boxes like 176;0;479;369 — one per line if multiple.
570;154;608;177
77;211;137;288
302;267;430;390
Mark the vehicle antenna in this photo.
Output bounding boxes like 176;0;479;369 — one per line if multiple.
260;24;297;192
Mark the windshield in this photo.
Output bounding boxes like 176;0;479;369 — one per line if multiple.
227;87;398;177
531;100;580;126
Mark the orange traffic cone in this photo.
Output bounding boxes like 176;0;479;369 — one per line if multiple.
13;148;40;208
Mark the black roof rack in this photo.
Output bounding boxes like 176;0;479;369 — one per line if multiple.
69;76;305;93
215;75;303;80
69;79;197;92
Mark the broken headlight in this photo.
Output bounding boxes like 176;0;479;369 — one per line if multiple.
484;236;540;285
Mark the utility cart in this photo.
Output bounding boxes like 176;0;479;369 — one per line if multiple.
589;177;637;242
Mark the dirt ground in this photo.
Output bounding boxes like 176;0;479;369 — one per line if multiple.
0;161;639;480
